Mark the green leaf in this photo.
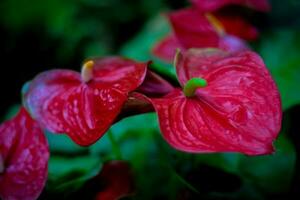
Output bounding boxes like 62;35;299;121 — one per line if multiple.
46;131;88;154
90;113;183;199
2;104;20;120
120;15;170;61
47;155;102;192
181;130;295;196
238;134;296;194
88;113;159;161
195;153;242;174
256;29;300;110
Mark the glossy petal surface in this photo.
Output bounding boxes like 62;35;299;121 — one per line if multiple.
24;57;147;146
95;161;134;200
0;107;49;200
152;49;281;155
92;57;148;93
191;0;270;12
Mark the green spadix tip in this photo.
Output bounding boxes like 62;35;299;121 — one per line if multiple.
183;77;207;97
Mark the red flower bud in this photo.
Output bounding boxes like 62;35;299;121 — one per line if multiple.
151;49;282;155
0;107;49;200
24;57;148;146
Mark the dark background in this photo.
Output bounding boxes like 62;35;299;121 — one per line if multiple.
0;0;187;118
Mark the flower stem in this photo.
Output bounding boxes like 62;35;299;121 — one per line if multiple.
107;130;123;160
183;77;207;97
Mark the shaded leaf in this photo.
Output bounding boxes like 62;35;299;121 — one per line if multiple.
47;155;102;192
239;134;296;193
46;131;87;154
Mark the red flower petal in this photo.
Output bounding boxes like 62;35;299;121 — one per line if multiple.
118;68;175;118
137;70;174;97
168;8;219;49
191;0;271;12
24;57;148;146
117;71;174;118
0;107;49;200
153;8;249;62
94;161;135;200
152;33;248;63
92;57;148;93
152;34;182;62
152;49;282;155
118;92;154;120
215;14;259;41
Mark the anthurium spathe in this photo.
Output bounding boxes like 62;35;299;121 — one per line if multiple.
152;7;248;62
189;0;269;41
0;107;49;200
212;13;258;41
151;49;282;155
24;57;148;146
191;0;270;12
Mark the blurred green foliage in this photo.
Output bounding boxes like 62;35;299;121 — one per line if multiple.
40;112;295;199
0;0;176;61
47;155;102;194
120;15;170;61
257;30;300;110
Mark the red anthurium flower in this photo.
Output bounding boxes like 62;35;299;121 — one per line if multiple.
0;107;49;200
24;57;148;146
152;0;269;62
190;0;266;41
151;49;282;155
152;8;248;62
95;161;135;200
190;0;270;12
